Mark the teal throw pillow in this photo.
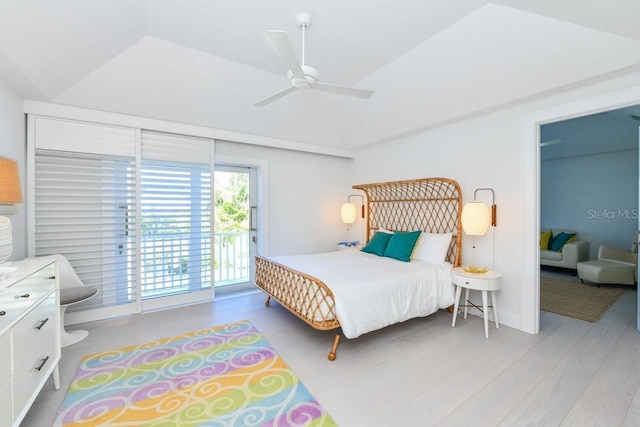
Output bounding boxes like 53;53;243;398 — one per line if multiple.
549;232;576;252
361;231;394;256
383;230;422;262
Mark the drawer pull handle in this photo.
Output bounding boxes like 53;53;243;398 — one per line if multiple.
36;318;49;330
35;356;50;372
48;276;56;280
0;311;5;316
20;293;30;299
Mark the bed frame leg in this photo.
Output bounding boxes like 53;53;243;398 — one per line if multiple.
265;296;271;307
328;333;341;361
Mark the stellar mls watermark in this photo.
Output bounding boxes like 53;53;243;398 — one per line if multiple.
587;208;638;220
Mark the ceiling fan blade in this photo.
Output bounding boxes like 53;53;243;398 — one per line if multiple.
265;30;305;80
254;86;297;107
314;82;374;99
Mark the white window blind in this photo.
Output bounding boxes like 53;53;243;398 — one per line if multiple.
30;117;215;319
33;150;137;312
139;131;214;299
34;116;136;157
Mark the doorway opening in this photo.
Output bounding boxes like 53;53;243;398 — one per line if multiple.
522;85;640;334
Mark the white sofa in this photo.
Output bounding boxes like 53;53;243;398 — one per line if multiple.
540;229;589;272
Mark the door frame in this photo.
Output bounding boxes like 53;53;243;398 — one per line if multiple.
522;84;640;334
214;154;269;292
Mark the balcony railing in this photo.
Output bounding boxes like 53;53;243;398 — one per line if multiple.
140;231;250;298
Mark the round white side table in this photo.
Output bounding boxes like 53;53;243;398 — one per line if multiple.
451;267;502;338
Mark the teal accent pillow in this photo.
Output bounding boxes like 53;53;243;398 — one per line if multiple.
549;232;576;251
383;230;422;262
361;231;393;256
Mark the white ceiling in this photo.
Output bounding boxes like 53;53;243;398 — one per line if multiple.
2;0;640;151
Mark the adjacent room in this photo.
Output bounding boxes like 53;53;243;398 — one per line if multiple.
539;108;639;322
1;1;640;426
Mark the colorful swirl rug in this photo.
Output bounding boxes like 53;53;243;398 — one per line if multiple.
53;320;336;426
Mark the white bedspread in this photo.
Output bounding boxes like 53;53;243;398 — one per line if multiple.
268;250;455;339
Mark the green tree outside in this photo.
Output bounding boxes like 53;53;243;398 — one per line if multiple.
215;171;249;238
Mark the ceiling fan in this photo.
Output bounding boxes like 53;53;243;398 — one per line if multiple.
254;13;374;107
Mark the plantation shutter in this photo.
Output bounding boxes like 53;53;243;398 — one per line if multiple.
30;117;216;319
32;117;138;315
139;131;214;299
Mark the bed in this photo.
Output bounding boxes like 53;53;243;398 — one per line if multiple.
255;177;462;360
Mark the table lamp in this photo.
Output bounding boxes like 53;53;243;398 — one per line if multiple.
0;157;23;263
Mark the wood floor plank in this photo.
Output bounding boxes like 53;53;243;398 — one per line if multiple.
622;381;640;426
20;286;640;427
562;320;640;426
498;290;636;426
436;313;587;426
381;322;556;426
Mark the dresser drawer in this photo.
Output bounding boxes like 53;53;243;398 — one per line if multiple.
453;274;483;288
16;263;56;289
0;265;56;333
0;287;34;333
12;291;57;418
452;273;500;291
0;376;12;425
0;331;10;385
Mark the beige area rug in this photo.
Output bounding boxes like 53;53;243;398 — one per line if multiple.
540;276;624;322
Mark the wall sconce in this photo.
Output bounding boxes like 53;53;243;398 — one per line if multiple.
461;188;496;235
341;194;364;224
0;157;23;264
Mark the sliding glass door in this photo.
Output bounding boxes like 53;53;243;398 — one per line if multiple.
139;131;215;310
30;116;263;322
30;117;216;322
139;160;212;300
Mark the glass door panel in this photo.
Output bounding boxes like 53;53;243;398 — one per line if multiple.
214;166;256;290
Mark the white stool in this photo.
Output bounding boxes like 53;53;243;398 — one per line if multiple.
60;285;97;347
40;254;98;347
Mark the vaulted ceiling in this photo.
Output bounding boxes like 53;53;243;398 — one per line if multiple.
2;0;640;151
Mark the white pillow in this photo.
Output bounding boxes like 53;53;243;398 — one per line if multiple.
411;232;453;263
378;228;394;234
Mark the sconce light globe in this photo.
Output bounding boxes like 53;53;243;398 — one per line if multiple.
461;201;490;236
341;203;357;224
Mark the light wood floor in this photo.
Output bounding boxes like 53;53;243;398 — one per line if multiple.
23;280;640;426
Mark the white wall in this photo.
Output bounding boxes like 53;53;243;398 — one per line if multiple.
214;140;355;256
354;109;523;328
354;70;640;332
0;79;26;260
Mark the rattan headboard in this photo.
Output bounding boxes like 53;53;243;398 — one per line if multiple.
352;177;462;266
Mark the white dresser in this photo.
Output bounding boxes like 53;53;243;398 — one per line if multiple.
0;258;60;427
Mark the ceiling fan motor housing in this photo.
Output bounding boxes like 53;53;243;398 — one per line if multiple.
296;12;311;29
287;65;318;89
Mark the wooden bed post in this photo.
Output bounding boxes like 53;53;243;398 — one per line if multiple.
328;332;341;361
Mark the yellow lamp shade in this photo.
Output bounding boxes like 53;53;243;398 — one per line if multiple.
461;201;490;236
341;202;357;224
0;158;22;204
